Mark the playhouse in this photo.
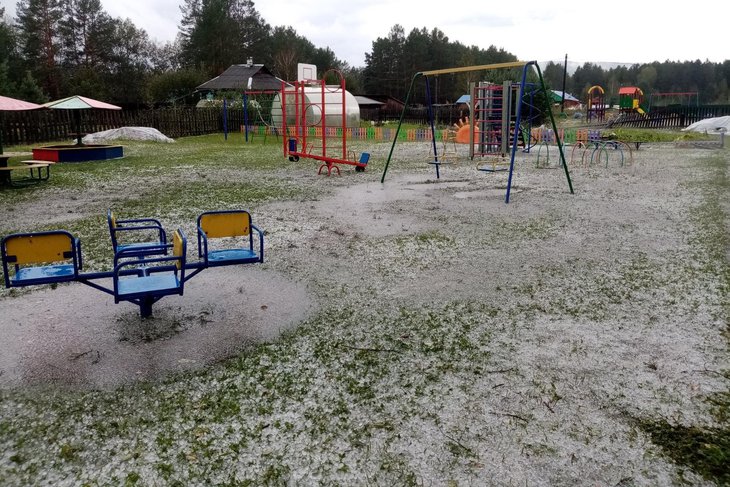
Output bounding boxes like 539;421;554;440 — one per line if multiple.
618;86;645;114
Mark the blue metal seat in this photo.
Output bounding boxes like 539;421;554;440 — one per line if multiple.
197;210;264;267
113;228;186;318
1;230;82;287
107;209;167;263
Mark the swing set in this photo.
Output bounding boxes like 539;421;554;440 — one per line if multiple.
242;87;280;144
380;61;574;203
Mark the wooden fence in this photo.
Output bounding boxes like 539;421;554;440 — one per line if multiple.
2;105;477;147
15;102;724;146
2;108;230;146
608;105;730;129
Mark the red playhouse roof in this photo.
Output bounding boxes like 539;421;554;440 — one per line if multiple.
618;87;643;95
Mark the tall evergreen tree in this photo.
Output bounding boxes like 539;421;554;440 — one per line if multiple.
363;24;406;99
0;7;23;96
179;0;271;77
15;0;64;98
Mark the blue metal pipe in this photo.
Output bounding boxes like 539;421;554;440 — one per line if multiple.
424;77;441;179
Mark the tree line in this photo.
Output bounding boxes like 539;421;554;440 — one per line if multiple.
1;1;728;108
542;60;730;105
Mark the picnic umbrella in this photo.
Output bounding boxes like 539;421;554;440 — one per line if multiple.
0;95;44;154
42;95;122;146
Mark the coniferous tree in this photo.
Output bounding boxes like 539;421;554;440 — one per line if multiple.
179;0;271;77
363;24;406;99
15;0;64;98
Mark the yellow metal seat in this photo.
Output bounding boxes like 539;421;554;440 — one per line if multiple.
1;230;82;287
197;210;264;267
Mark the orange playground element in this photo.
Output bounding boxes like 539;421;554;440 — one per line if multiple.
453;117;474;143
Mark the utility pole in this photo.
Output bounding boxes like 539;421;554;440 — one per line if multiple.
561;54;568;113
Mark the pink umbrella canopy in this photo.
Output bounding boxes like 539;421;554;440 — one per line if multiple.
0;95;43;111
0;95;44;154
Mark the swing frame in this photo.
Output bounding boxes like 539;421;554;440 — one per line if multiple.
380;61;574;203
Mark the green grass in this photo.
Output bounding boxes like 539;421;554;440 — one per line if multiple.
634;152;730;484
1;132;728;484
638;420;730;484
0;134;315;230
606;128;712;143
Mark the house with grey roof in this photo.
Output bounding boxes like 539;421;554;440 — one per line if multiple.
196;61;288;94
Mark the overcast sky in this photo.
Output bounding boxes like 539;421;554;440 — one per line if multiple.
4;0;726;68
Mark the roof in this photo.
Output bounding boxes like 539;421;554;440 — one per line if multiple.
550;90;580;103
196;64;286;92
354;96;384;106
363;94;405;105
618;86;643;95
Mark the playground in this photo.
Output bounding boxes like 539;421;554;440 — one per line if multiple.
0;130;728;484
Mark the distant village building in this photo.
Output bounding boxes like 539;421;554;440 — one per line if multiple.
195;61;288;97
354;95;384;121
549;90;581;108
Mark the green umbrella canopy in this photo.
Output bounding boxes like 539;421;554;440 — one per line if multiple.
0;95;44;155
42;95;122;145
42;95;121;110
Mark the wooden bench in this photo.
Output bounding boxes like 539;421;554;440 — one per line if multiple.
20;159;56;168
24;163;51;180
0;163;51;185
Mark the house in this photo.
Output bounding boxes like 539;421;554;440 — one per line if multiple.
454;94;471;115
549;90;581;108
354;95;403;122
361;95;405;112
196;61;288;95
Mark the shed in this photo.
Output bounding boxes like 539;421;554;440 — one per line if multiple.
455;94;470;105
354;96;384;108
355;95;385;122
362;95;405;112
549;90;581;108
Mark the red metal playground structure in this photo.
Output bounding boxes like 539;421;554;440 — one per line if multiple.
380;61;574;203
280;69;369;175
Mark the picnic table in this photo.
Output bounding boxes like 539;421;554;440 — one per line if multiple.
0;158;52;186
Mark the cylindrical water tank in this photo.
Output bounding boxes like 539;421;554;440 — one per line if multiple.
271;86;360;128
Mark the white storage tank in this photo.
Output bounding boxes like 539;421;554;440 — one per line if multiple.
271;86;360;128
